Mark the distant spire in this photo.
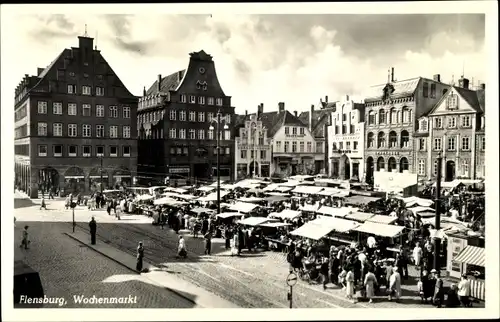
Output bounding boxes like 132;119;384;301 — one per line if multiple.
84;24;88;37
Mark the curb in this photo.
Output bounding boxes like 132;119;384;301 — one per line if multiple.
63;232;199;306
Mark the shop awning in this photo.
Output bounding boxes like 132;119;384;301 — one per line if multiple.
259;222;291;228
268;209;302;220
344;211;375;223
344;195;381;205
290;221;335;240
238;197;265;203
190;207;216;214
229;202;259;213
299;203;320;213
354;222;405;237
238;216;275;226
366;215;398;225
197;191;230;201
216;212;241;219
292;185;324;195
197;186;216;192
89;175;108;178
453;245;485;267
313;216;360;233
264;195;290;202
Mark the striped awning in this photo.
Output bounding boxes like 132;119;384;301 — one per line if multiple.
453;245;485;267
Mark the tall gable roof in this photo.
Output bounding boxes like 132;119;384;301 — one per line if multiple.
428;86;485;115
146;70;186;96
298;108;334;137
364;77;420;101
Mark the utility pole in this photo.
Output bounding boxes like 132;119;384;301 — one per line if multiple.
433;152;443;271
216;112;221;216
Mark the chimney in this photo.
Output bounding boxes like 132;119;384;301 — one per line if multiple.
433;74;441;82
245;110;248;116
325;95;328;103
278;102;285;113
294;111;298;117
391;67;395;82
458;77;469;89
257;103;263;116
78;36;94;49
345;94;350;101
37;68;44;76
481;83;485;90
309;104;314;132
178;70;184;82
143;86;146;96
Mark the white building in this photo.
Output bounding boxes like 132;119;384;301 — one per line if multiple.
327;95;366;180
234;105;273;179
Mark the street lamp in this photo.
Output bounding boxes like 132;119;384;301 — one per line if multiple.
209;111;229;215
434;151;443;271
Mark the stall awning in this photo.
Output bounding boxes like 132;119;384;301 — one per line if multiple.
300;203;320;213
316;187;340;196
268;209;302;220
280;180;301;187
354;222;405;237
334;190;351;197
197;186;216;192
221;184;237;190
153;197;187;206
290;221;335;240
238;197;265;204
432;180;463;189
259;222;292;228
344;195;381;205
190;207;216;214
403;196;434;207
409;206;435;215
263;183;279;191
176;194;197;200
275;186;293;192
238;216;275;226
453;245;485;267
229;202;258;213
313;216;360;233
366;215;398;225
316;206;356;218
136;194;154;201
316;206;338;216
235;179;264;188
173;188;188;194
264;195;290;202
198;191;230;201
344;211;375;223
216;212;241;219
292;185;324;195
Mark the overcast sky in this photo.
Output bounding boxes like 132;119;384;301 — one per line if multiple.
1;5;488;114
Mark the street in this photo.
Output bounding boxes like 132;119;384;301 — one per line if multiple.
13;195;442;309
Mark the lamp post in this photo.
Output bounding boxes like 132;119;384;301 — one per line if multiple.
434;151;443;271
209;111;229;215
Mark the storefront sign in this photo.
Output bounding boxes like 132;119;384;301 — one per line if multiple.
169;167;190;174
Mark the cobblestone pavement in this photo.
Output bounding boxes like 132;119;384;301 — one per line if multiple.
13;222;196;308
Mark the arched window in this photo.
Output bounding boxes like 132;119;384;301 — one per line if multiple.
391;108;398;124
378;132;386;148
332;143;337;151
418;159;425;175
462;160;469;177
367;132;375;148
389;131;398;148
377;157;385;171
400;157;409;172
379;109;386;124
368;111;376;125
401;130;410;148
388;157;397;172
402;107;410;123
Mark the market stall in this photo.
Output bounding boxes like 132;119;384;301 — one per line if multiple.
365;214;398;225
290;220;335;241
344;195;381;206
316;206;357;218
353;222;405;248
197;191;230;202
292;185;324;195
153;197;186;206
267;209;301;221
190;207;216;216
403;196;434;208
344;211;375;223
238;216;276;227
229;201;260;214
259;222;292;251
315;216;360;245
452;245;485;301
299;203;320;213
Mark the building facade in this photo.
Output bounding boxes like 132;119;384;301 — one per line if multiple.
414;77;485;181
326;95;366;180
363;70;449;184
234;105;273;179
137;50;235;186
14;36;138;198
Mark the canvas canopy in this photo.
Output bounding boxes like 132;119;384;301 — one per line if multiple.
229;202;259;213
292;185;324;195
453;245;485;267
280;181;301;187
136;194;154;201
316;187;340;196
153;197;186;206
197;191;230;202
190;207;216;214
238;216;276;226
300;203;320;212
354;222;405;237
366;215;398;225
197;186;216;192
263;183;279;191
238;197;265;203
259;222;291;228
344;211;375;223
290;221;335;240
275;186;294;192
216;212;241;219
408;206;435;215
344;195;381;205
313;216;360;233
268;209;302;220
264;195;290;202
403;196;434;207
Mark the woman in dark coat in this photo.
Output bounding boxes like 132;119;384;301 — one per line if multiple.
136;242;144;272
445;284;461;308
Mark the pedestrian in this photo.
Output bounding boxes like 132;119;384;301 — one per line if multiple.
345;267;355;301
457;274;471;307
136;242;144;272
89;217;97;245
224;226;231;250
178;236;187;258
432;269;444;308
40;197;47;210
320;256;329;290
413;242;423;268
20;225;30;249
159;211;165;230
388;267;401;302
364;267;378;303
204;231;212;255
445;284;461;308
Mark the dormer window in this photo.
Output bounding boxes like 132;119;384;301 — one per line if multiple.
419;119;428;131
180;94;187;103
446;93;458;110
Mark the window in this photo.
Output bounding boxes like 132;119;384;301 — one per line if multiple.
224;130;231;140
285;127;289;135
183;147;189;156
292;142;297;153
420;119;428;131
448;116;456;128
433;138;442;151
37;122;48;136
481;136;485;150
225;147;230;155
198;129;205;140
462;137;470;151
53;102;62;115
179;129;186;139
461;115;471;127
419;138;426;151
379;110;386;124
300;128;305;135
353;141;358;150
216;98;223;106
67;85;76;94
67;124;77;137
96;125;104;137
208;130;214;140
307;142;312;152
198;112;205;122
82;86;91;95
83;124;92;137
433;160;439;175
96;105;104;117
170;110;177;120
284;142;289;153
109;106;119;118
367;133;375;148
447;137;456;151
198;96;205;105
110;146;118;157
179;110;186;121
189;95;196;104
38;145;47;157
53;123;63;136
446;94;458;110
435;117;442;128
109;126;118;138
38;101;47;114
299;142;305;152
68;145;77;157
342;114;347;122
461;160;469;177
276;141;282;152
83;145;91;157
423;82;429;97
208;97;214;105
169;128;176;139
391;109;398;124
123;146;131;157
350;124;355;134
418;160;426;175
96;146;104;157
316;142;323;153
123;126;131;138
402;109;410;123
241;150;247;159
123;106;130;118
430;83;436;98
292;127;297;135
342;125;347;134
339;142;343;150
82;104;91;116
368;111;376;125
346;142;351;150
67;103;77;116
96;87;104;96
207;112;213;122
189;111;196;122
53;145;62;157
180;94;187;103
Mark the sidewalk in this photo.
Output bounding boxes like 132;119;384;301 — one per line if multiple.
65;230;240;309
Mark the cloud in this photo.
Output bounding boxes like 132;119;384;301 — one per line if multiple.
28;14;79;40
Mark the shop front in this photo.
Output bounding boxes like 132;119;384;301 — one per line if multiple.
112;168;132;189
89;167;108;192
63;166;86;196
236;163;248;180
260;162;270;177
169;166;190;187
